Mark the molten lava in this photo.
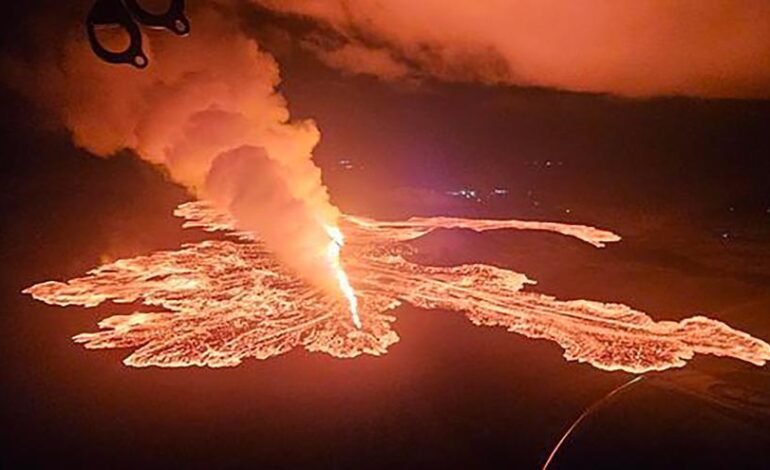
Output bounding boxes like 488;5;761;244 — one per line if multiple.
324;224;360;328
24;202;770;372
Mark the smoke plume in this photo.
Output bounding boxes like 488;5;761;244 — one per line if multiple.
5;2;344;295
254;0;770;98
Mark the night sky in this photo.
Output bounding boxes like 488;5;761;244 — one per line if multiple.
2;2;770;468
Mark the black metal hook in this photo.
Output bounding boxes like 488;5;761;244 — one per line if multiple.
85;0;189;69
124;0;190;35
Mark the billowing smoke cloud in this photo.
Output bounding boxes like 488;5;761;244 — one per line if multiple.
254;0;770;98
5;2;344;294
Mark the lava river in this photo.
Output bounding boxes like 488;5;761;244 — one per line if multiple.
24;202;770;372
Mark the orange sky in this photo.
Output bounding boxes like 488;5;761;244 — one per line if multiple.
255;0;770;98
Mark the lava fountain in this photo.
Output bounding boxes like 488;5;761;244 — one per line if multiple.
325;224;360;328
24;201;770;372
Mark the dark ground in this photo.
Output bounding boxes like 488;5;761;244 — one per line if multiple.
2;24;770;469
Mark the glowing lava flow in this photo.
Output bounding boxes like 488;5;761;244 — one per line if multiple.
24;201;770;371
325;224;361;329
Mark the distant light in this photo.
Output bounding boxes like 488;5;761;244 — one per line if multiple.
337;158;354;170
565;209;571;214
446;188;485;203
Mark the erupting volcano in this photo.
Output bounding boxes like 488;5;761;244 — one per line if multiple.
8;0;770;374
5;1;770;468
24;201;770;372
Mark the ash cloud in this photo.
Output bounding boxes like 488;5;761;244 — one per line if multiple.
254;0;770;98
3;1;344;293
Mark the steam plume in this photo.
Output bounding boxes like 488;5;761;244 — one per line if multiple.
254;0;770;98
5;2;345;295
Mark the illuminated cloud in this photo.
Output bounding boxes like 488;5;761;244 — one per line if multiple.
255;0;770;98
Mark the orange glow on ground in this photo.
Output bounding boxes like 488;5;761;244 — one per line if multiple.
24;201;770;371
